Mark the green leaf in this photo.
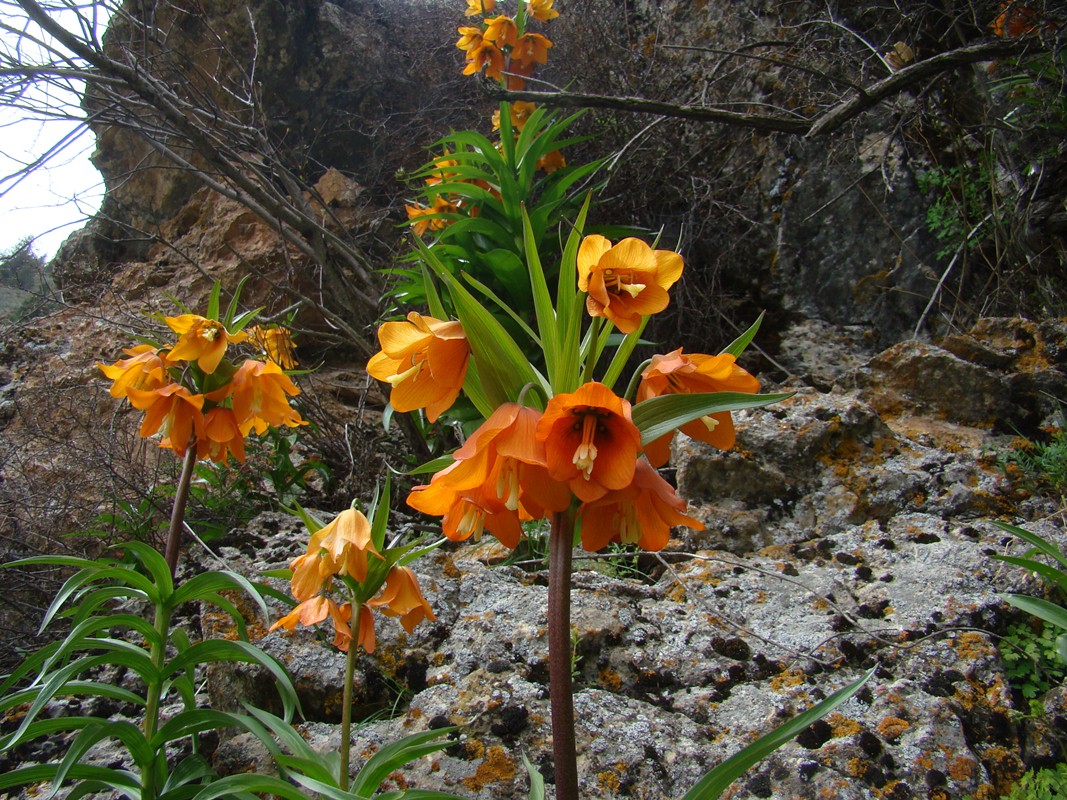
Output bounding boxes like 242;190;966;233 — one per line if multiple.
523;754;546;800
992;521;1067;571
0;763;140;794
168;570;269;622
521;204;560;387
461;270;541;349
164;640;299;722
417;238;547;406
992;555;1067;594
207;280;222;321
191;773;331;800
681;667;875;800
1001;593;1067;632
369;475;392;553
720;313;765;357
162;754;215;793
349;728;459;798
632;392;793;447
54;721;153;793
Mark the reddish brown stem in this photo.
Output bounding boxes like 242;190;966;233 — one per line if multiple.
164;441;198;579
548;510;579;800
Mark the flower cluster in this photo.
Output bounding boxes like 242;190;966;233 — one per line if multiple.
370;232;766;554
99;311;304;463
405;0;564;235
270;508;436;653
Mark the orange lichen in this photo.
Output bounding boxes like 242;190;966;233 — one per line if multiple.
828;713;862;738
876;716;911;741
948;755;977;781
598;668;624;691
769;668;807;692
461;745;517;791
952;632;997;659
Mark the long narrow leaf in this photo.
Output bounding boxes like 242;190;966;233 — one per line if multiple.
1001;593;1067;630
191;773;333;800
681;667;875;800
633;392;793;447
521;204;559;383
0;763;140;794
349;727;458;797
164;640;298;722
720;313;765;357
168;570;269;620
992;555;1067;594
992;521;1067;570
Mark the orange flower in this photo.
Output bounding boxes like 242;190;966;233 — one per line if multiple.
164;314;247;374
510;33;552;69
577;236;684;333
462;40;505;80
579;459;705;551
483;15;519;49
406;196;457;236
316;507;381;584
270;595;357;652
464;0;496;16
197;407;246;463
368;566;436;634
407;404;571;545
248;325;298;369
408;467;525;548
366;312;470;423
991;3;1039;36
537;149;566;173
536;382;642;502
637;348;760;467
222;359;305;436
98;345;171;399
456;25;485;54
504;60;533;90
425;152;460;187
492;101;537;133
126;382;205;454
527;0;560;22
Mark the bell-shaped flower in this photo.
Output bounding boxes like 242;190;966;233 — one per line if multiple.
637;348;760;467
492;101;537;133
537;149;566;173
197;407;246;463
270;595;357;652
316;507;381;583
483;15;519;49
165;314;247;374
367;312;470;423
577;235;684;333
248;325;298;369
464;0;495;16
527;0;560;22
98;345;172;399
578;459;705;551
408;462;525;548
536;382;642;502
126;382;205;454
406;196;457;237
368;566;436;635
408;404;570;546
510;33;552;69
220;359;305;436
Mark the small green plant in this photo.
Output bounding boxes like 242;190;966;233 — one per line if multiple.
1002;427;1067;497
991;521;1067;698
916;163;996;261
1000;620;1067;699
0;541;298;799
965;763;1067;800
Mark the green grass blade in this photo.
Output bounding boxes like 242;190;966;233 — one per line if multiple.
1001;593;1067;631
350;728;458;797
633;392;793;447
992;555;1067;594
992;521;1067;570
681;667;875;800
720;313;765;357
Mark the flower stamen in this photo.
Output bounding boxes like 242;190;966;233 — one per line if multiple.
572;413;600;480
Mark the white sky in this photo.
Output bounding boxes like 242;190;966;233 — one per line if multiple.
0;3;109;261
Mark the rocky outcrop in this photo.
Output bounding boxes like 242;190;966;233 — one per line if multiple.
187;318;1067;800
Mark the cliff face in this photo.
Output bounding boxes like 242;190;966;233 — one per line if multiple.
59;0;1026;347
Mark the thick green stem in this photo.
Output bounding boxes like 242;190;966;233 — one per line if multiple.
164;441;198;579
339;604;362;790
141;602;171;800
548;511;579;800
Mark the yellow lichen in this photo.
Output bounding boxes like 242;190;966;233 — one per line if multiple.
828;713;862;738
